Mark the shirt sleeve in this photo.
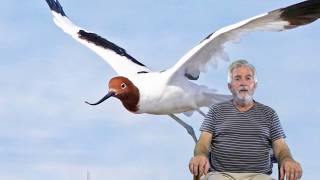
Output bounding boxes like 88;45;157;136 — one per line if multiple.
269;110;286;142
200;105;217;135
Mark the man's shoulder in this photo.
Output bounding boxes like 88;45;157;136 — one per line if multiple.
209;100;232;110
255;101;277;114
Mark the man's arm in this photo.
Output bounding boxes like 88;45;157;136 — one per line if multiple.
272;138;302;180
189;132;212;176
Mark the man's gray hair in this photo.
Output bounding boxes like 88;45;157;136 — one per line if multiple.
227;59;258;83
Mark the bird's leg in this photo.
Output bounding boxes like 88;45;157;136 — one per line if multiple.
196;108;206;117
168;114;197;143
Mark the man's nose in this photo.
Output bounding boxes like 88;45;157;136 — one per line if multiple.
239;79;248;86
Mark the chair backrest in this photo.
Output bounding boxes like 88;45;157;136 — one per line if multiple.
270;148;280;180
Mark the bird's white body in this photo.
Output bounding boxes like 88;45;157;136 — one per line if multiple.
130;70;222;114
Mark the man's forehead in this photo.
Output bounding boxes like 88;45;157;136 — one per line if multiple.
232;66;254;76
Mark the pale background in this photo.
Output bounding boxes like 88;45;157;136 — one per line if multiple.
0;0;319;179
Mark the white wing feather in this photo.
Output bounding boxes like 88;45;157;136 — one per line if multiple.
48;3;151;76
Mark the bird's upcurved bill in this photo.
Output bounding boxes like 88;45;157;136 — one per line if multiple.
85;91;116;106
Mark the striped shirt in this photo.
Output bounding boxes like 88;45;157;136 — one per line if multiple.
200;100;286;175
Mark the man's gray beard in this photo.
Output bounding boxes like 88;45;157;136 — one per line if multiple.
233;91;254;105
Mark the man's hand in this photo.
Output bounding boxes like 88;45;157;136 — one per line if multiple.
190;132;212;177
280;158;302;180
189;155;210;176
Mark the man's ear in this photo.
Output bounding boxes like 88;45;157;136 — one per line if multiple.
253;82;258;90
228;83;231;91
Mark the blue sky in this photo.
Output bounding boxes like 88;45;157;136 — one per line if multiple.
0;0;319;179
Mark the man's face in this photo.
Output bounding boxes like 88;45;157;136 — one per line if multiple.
228;66;257;103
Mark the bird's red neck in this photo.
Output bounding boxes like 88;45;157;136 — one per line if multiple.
118;89;140;113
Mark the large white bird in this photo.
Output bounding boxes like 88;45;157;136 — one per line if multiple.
45;0;320;142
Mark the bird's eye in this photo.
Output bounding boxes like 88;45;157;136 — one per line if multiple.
121;83;127;89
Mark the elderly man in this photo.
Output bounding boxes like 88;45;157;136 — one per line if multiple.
189;60;302;180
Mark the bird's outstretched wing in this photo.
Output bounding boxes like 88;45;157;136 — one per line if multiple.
45;0;152;76
167;0;320;82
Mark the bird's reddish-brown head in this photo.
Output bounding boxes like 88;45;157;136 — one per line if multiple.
86;76;140;112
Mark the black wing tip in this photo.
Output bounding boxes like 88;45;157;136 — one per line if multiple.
280;0;320;27
45;0;67;17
